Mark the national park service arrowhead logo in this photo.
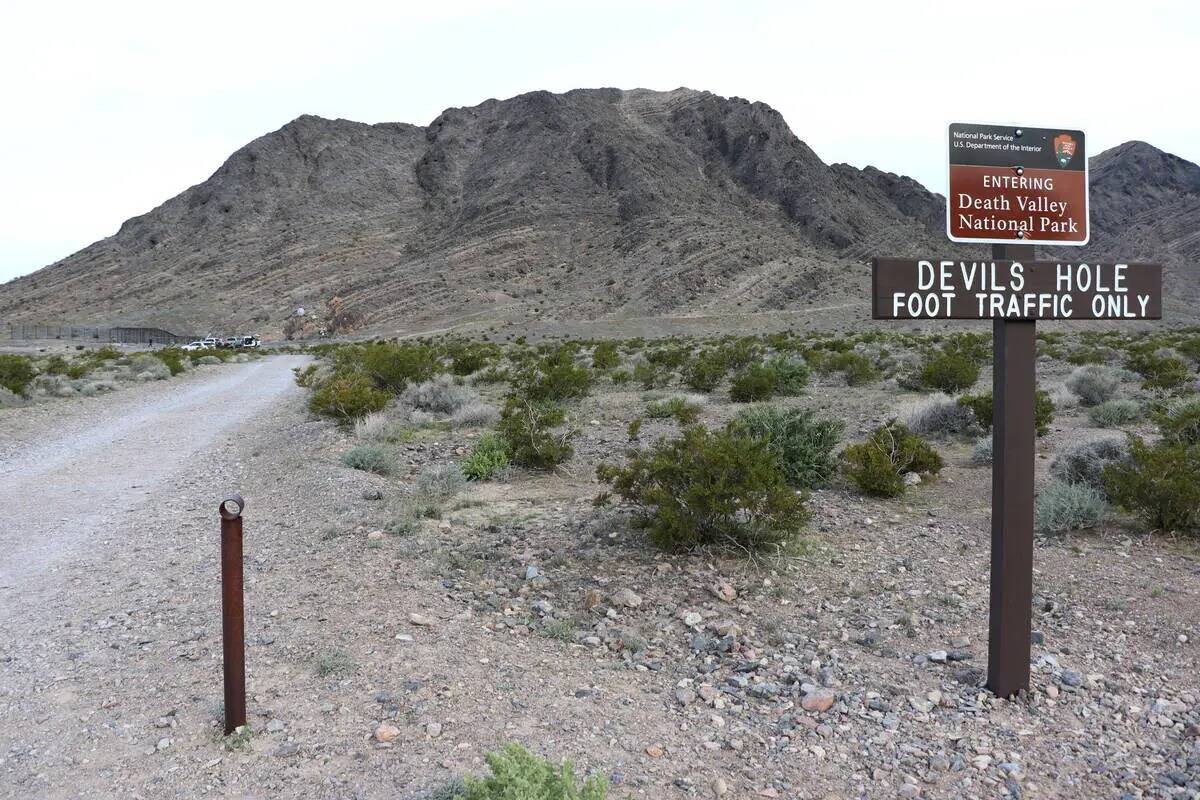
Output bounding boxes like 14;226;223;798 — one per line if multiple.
1054;134;1077;167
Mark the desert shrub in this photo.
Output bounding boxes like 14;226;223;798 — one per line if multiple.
841;421;943;498
462;433;510;481
1158;397;1200;446
455;743;607;800
1049;437;1131;492
824;351;877;386
309;373;390;423
196;355;222;366
402;375;477;415
132;359;171;381
902;393;976;436
497;398;574;469
1047;383;1079;410
631;361;665;390
767;356;809;396
731;406;843;489
452;401;500;428
154;348;187;376
416;463;467;500
597;425;808;551
717;338;760;370
1088;399;1142;428
0;355;36;395
0;386;25;408
341;444;396;475
627;418;643;440
1067;345;1114;366
1125;347;1190;390
473;366;510;385
1104;437;1200;532
517;350;594;401
294;364;321;387
1034;481;1110;534
644;396;702;425
970;435;993;465
355;341;441;394
609;369;630;385
591;341;620;370
354;411;391;440
920;348;979;393
958;389;1054;436
683;350;728;393
43;355;70;375
1065;365;1121;406
447;342;496;376
729;363;777;402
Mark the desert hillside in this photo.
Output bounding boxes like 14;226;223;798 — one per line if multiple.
2;88;1197;336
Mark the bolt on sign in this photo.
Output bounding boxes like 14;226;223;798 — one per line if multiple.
948;122;1088;245
871;122;1162;700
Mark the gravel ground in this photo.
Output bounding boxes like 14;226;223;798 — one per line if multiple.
0;355;1197;799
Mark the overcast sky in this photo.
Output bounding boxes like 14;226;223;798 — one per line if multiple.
2;0;1196;283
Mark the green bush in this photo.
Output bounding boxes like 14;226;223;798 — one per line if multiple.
517;350;594;402
1125;347;1190;390
1158;397;1200;446
0;355;36;396
591;341;620;370
683;350;728;393
341;444;396;475
609;369;630;385
462;433;510;481
1034;480;1110;534
958;389;1054;436
768;356;810;396
825;351;877;386
731;406;843;489
447;343;496;376
43;355;69;375
309;373;390;423
729;363;777;403
155;348;187;376
841;421;942;498
632;361;664;390
454;743;607;800
1088;399;1142;428
1104;437;1200;532
597;424;808;551
354;342;442;394
497;397;574;469
920;348;979;393
644;396;701;425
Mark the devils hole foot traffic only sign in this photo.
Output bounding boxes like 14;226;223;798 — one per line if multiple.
871;123;1162;700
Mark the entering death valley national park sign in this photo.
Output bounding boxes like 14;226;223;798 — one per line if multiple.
948;122;1088;245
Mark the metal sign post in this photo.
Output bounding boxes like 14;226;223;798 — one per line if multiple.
871;121;1164;699
219;494;247;734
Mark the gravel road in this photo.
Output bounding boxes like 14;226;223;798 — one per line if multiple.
0;356;309;798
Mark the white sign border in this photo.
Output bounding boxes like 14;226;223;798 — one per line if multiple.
945;121;1090;247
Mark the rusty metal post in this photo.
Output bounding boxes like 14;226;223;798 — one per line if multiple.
220;494;247;734
987;243;1036;698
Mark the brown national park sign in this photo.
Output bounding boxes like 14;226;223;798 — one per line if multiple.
872;259;1162;320
948;123;1088;245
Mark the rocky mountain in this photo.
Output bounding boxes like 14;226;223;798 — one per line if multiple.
1;88;1196;337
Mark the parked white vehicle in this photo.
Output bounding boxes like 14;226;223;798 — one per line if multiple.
182;341;207;351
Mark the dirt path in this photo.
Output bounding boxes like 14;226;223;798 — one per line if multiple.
0;356;312;798
0;357;305;587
